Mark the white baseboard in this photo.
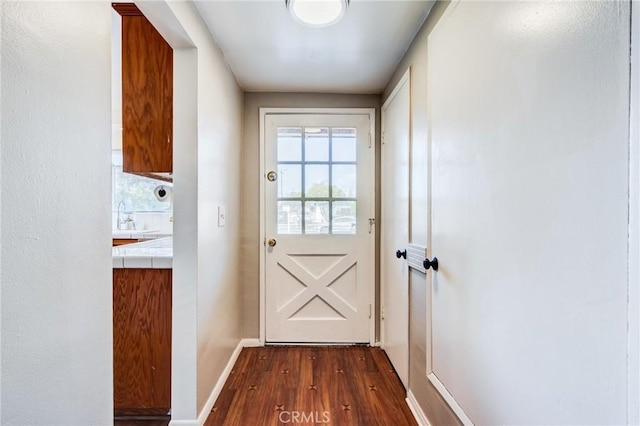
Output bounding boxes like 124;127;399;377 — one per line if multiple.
406;390;431;426
169;421;198;426
428;372;474;425
194;338;263;425
242;338;262;347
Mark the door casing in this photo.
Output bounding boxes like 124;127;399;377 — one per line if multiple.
629;4;640;422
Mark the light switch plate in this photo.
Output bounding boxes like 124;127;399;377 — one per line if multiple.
218;206;226;227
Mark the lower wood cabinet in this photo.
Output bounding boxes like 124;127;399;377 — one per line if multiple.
112;238;139;247
113;268;172;416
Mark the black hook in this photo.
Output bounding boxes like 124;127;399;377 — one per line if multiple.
395;249;407;259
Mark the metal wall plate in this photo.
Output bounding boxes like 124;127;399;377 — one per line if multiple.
407;244;427;274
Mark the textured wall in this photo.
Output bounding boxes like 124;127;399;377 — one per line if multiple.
1;2;113;424
384;0;632;423
428;1;629;423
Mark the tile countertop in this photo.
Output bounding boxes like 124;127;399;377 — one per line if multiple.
112;237;172;269
112;229;172;240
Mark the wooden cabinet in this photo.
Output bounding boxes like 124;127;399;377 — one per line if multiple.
112;238;138;247
113;4;173;176
113;268;172;416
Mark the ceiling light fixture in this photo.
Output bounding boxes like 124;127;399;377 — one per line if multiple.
286;0;350;28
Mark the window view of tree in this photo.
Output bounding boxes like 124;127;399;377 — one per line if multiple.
276;127;357;235
306;182;346;198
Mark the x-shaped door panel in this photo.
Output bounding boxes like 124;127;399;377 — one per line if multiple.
276;254;357;320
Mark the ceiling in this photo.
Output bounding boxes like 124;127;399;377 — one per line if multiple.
193;0;434;94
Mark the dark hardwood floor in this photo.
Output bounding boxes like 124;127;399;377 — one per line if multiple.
204;346;417;426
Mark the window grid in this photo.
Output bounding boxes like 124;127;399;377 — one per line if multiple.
277;126;357;235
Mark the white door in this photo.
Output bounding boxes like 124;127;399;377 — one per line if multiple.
381;72;410;387
264;113;375;343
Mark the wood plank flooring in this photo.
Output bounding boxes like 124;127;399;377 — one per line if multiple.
204;346;417;426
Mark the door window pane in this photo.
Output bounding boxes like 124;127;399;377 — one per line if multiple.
305;165;329;197
333;201;356;218
332;201;356;234
332;165;357;198
305;201;329;234
332;128;357;162
277;164;301;198
275;125;359;235
304;127;329;162
278;127;302;162
278;201;302;235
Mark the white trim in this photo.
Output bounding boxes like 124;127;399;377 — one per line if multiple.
382;68;411;110
259;108;377;346
259;107;376;116
169;421;198;426
629;2;640;424
266;342;364;347
241;338;262;348
194;340;244;425
259;109;267;345
425;0;460;378
423;5;470;425
366;109;377;346
427;373;474;426
190;339;264;426
406;390;431;426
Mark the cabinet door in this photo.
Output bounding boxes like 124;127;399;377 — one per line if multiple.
120;11;173;173
113;268;172;415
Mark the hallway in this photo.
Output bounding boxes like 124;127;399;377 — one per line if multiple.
3;1;639;425
203;346;419;426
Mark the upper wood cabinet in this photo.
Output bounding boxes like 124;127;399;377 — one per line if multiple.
113;3;173;176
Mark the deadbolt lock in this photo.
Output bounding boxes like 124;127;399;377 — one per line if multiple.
267;171;277;182
268;238;277;247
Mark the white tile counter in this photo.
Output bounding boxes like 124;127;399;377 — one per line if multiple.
112;237;172;269
112;229;172;240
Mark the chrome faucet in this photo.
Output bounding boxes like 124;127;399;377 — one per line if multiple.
117;201;126;230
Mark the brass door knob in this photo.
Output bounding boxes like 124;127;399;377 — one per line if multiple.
268;238;277;247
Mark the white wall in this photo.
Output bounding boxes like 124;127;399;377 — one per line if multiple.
428;2;630;423
137;1;244;422
188;3;244;414
172;46;199;423
1;2;113;425
385;0;633;424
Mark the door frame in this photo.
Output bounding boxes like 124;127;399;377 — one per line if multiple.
258;107;377;345
629;3;640;423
